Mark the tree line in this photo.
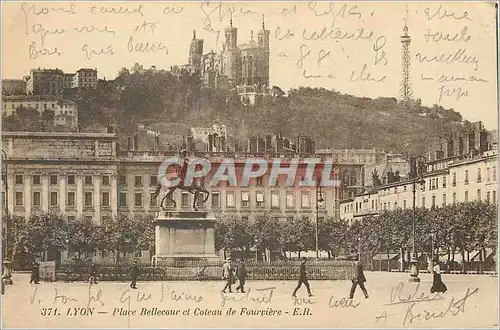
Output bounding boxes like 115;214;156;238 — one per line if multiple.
4;201;496;269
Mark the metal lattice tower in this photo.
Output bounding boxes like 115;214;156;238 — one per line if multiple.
400;6;413;106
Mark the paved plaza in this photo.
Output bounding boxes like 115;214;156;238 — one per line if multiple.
2;272;498;328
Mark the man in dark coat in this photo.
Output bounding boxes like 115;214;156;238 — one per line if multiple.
130;260;139;289
292;257;313;297
235;259;247;293
30;262;40;285
349;256;369;299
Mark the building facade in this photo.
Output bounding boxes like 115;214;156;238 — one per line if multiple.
2;79;27;95
2;95;78;130
72;68;98;89
2;132;364;262
26;68;65;95
26;68;98;95
340;148;498;223
316;148;388;166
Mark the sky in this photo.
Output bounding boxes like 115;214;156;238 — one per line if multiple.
2;1;498;129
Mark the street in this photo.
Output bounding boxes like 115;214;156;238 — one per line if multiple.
2;271;497;328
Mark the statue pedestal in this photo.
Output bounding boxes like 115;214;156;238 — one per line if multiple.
153;210;218;263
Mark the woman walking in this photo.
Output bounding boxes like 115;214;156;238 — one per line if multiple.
430;257;447;294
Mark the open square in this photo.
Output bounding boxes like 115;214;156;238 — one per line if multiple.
2;272;497;328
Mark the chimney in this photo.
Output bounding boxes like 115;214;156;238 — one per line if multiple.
133;135;138;150
208;133;214;152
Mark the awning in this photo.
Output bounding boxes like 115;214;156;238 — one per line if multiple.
372;253;399;261
437;249;496;263
438;254;464;263
471;248;495;261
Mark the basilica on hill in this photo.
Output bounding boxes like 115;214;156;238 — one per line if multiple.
179;15;270;102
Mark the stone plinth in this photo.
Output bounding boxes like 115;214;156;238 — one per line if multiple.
153;210;218;263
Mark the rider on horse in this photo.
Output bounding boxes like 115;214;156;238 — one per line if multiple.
152;148;210;211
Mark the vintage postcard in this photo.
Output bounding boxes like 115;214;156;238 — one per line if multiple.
1;1;498;328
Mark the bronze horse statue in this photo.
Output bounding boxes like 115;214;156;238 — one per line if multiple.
151;164;210;211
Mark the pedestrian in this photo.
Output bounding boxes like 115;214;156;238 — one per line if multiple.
88;262;98;284
30;262;40;285
221;257;233;293
430;257;447;293
235;259;247;293
292;257;313;298
1;271;5;294
130;260;139;289
349;255;369;299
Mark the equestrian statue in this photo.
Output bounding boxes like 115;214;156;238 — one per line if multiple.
152;150;210;211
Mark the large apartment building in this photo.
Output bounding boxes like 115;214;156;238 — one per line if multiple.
340;148;498;223
25;68;98;95
340;121;498;223
2;131;363;262
3;95;78;130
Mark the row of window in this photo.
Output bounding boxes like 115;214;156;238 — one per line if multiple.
10;191;98;208
454;166;497;186
120;190;326;209
7;190;328;210
4;102;75;109
12;174;159;187
379;166;497;196
118;175;157;186
347;189;497;214
11;173;338;189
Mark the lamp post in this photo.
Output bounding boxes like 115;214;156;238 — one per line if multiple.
315;179;324;261
65;238;70;262
1;150;12;285
409;155;426;282
1;150;7;218
1;150;9;260
357;236;361;261
254;239;259;262
430;233;435;262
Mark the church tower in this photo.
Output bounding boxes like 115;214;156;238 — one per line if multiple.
223;13;241;86
257;15;270;50
224;13;238;49
257;15;270;87
188;29;204;74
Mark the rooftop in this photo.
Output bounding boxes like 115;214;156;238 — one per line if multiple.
30;68;64;74
2;131;116;139
2;95;76;104
3;95;60;101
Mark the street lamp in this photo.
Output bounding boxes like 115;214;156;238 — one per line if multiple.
65;238;70;261
1;150;12;285
357;236;361;261
254;238;259;262
1;150;8;260
315;179;324;261
430;232;435;272
1;150;7;218
409;155;426;282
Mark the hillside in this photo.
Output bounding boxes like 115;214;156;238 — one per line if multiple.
70;64;466;155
